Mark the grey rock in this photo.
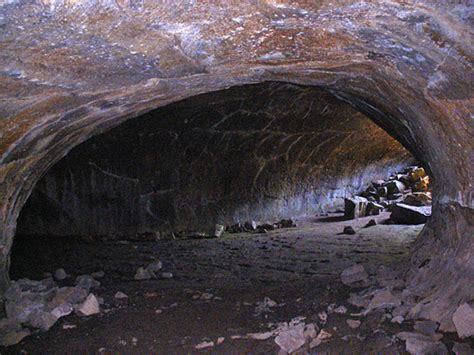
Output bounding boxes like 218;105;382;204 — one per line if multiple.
414;320;439;336
91;271;105;278
75;275;100;290
146;261;162;274
51;303;73;319
48;286;88;310
452;302;474;339
114;291;128;299
390;203;431;224
397;332;448;355
346;319;361;328
161;272;173;279
28;310;58;331
274;325;306;353
364;219;377;228
368;289;401;310
0;328;31;347
452;342;473;355
341;264;368;285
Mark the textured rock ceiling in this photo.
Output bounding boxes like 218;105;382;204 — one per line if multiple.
0;0;473;332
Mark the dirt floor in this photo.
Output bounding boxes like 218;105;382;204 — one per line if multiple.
4;212;469;354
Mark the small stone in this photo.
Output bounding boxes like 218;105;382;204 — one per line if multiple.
452;342;474;355
134;267;151;280
195;340;214;349
303;323;318;340
343;226;356;235
318;311;328;324
146;261;163;274
452;302;474;339
54;268;67;281
346;319;361;329
76;293;100;316
341;264;368;285
217;337;225;344
161;272;173;279
364;219;377;228
334;305;347;314
274;326;306;353
214;224;225;237
114;291;128;299
246;331;275;340
309;329;332;348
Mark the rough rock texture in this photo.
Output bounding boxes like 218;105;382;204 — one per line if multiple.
0;0;472;334
16;84;411;237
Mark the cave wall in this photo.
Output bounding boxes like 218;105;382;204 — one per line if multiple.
17;83;412;237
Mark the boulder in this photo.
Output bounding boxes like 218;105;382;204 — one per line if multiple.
366;202;383;215
376;186;388;197
48;286;88;310
244;221;257;231
0;328;30;347
414;320;439;336
386;180;406;195
344;196;369;219
408;167;426;182
341;264;368;285
412;176;430;192
364;219;377;228
452;303;474;339
279;219;296;228
390;203;431;224
146;261;163;274
51;303;73;319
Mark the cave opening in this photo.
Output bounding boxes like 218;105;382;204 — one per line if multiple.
6;82;440;352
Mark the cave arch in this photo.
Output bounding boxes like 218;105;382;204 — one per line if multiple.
0;0;472;335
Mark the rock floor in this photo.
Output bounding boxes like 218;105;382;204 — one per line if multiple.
4;213;472;354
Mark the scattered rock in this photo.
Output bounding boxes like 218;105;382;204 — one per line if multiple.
51;303;73;319
195;340;214;349
134;267;151;280
414;320;439;336
29;310;58;331
334;305;348;314
368;289;401;310
309;329;332;348
217;337;225;345
397;332;447;355
76;294;100;316
0;328;31;347
161;272;173;279
318;311;328;324
344;196;369;219
54;268;67;281
274;326;306;353
214;224;225;237
146;261;163;274
391;316;404;324
386;180;406;195
452;342;474;355
452;302;474;339
341;264;368;285
343;226;356;235
255;297;277;315
346;319;361;329
114;291;128;299
390;203;431;224
402;192;432;206
75;275;100;290
246;331;275;340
